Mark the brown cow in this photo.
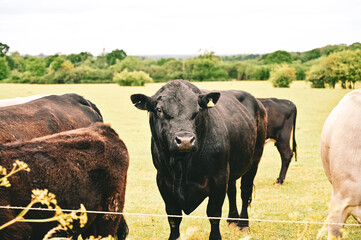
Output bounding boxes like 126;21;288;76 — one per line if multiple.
321;89;361;239
0;123;129;240
258;98;297;184
0;93;103;144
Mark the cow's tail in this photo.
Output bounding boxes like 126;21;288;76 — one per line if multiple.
292;106;297;161
117;216;129;240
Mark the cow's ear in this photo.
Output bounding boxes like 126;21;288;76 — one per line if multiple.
199;92;221;109
131;94;153;111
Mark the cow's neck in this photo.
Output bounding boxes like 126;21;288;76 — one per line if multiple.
168;154;209;214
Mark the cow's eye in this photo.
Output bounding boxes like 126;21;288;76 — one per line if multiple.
156;108;162;113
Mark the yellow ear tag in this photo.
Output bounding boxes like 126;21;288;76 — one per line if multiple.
207;98;216;108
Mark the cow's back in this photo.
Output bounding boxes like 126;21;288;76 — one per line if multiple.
258;98;296;138
0;94;103;143
209;90;267;179
0;123;128;239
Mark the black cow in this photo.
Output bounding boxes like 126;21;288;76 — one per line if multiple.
258;98;297;184
0;123;129;240
0;93;103;144
131;80;267;240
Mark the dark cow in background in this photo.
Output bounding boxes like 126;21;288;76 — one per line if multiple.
258;98;297;184
131;79;267;240
0;123;129;240
321;89;361;239
0;93;103;144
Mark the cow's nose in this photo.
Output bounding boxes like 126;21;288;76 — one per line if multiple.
175;135;195;152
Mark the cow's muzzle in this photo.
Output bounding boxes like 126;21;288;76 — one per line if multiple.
175;132;196;152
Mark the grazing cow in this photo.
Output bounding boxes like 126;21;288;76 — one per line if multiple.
131;80;267;240
258;98;297;184
321;89;361;239
0;123;129;240
0;93;103;144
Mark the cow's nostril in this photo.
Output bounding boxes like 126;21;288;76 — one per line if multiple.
175;135;196;152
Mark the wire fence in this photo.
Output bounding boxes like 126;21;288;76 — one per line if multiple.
1;205;360;227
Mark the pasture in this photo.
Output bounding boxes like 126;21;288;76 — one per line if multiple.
0;81;359;239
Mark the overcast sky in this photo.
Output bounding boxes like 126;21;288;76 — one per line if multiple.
1;0;360;56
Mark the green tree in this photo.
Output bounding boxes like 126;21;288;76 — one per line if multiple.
0;43;9;57
50;56;66;71
66;52;93;66
263;50;293;64
0;57;10;80
44;54;59;67
222;62;239;79
26;57;46;76
306;49;361;89
293;64;307;80
61;60;74;71
91;55;108;69
106;49;127;66
306;63;327;88
162;59;184;80
270;64;296;88
235;63;251;80
233;63;267;80
113;69;153;86
321;44;346;56
145;64;167;82
184;52;228;81
300;49;321;62
110;56;143;72
5;56;15;70
10;52;26;72
332;50;361;89
156;58;175;66
348;42;361;51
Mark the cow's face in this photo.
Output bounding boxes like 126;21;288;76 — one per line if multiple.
131;80;220;155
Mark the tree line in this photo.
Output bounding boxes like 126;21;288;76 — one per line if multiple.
0;42;360;88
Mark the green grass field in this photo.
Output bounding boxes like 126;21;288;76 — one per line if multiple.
1;81;360;239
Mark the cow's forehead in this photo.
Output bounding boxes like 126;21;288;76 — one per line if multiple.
154;81;199;114
155;81;199;101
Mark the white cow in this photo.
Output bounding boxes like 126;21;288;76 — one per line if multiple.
321;89;361;239
0;94;48;107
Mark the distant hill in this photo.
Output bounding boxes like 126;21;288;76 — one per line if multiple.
218;42;361;63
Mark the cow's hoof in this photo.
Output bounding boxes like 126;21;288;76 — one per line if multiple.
236;226;250;232
273;179;284;185
226;221;238;227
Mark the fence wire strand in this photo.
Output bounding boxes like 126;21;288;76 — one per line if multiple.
0;205;360;227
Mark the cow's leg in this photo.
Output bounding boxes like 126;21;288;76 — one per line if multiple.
207;180;227;240
157;175;182;240
226;180;239;226
238;162;259;231
327;192;349;240
275;136;293;184
166;204;182;240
